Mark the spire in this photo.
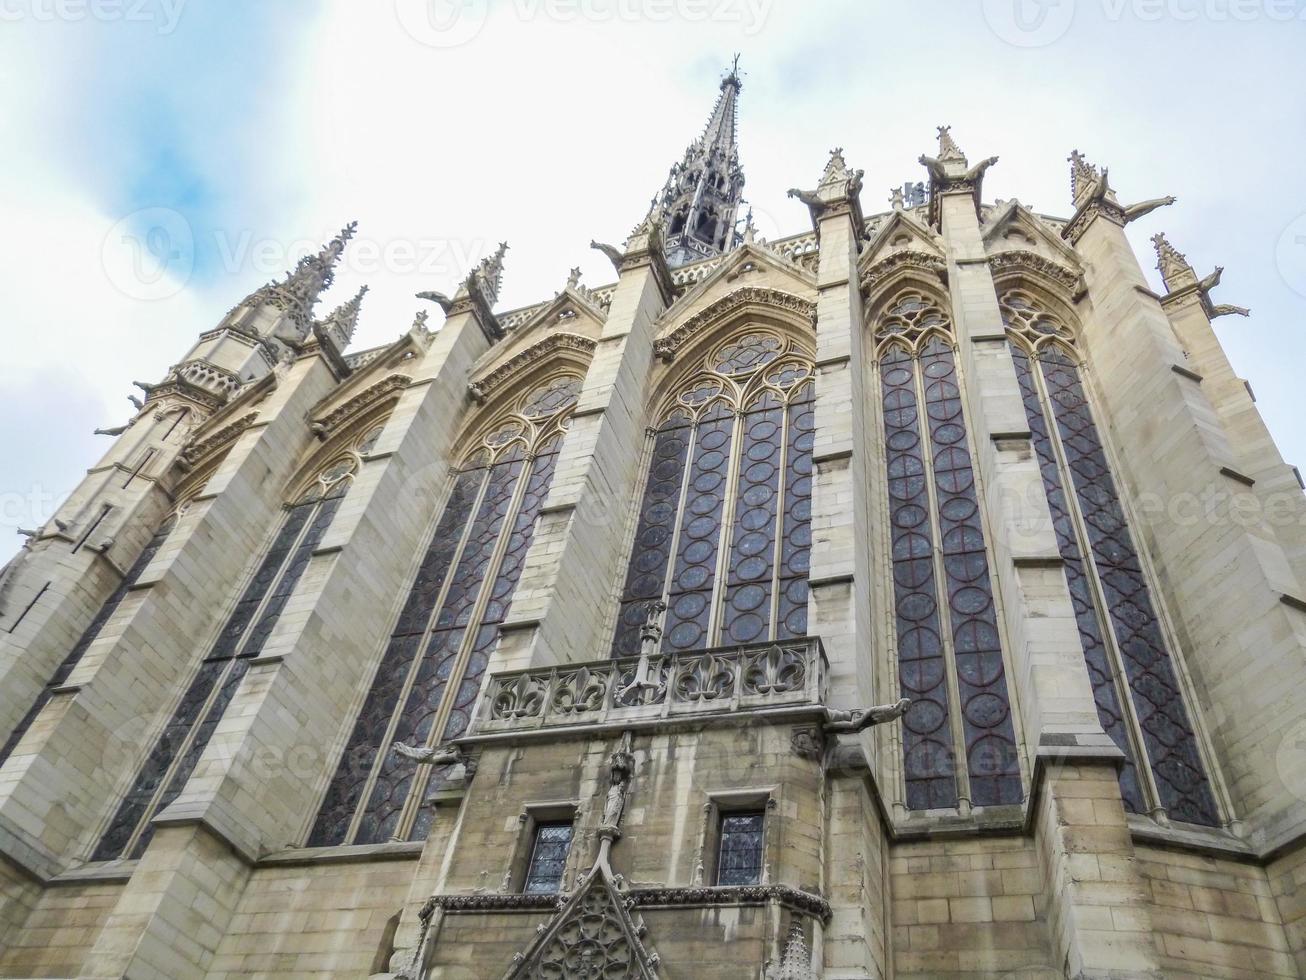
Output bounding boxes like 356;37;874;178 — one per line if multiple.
265;221;358;330
655;58;747;268
318;284;368;351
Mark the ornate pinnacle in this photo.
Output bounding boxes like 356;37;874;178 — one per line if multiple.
320;284;368;347
1068;150;1100;204
937;125;966;163
820;147;852;185
1152;231;1192;288
566;266;582;290
773;921;817;980
458;241;509;307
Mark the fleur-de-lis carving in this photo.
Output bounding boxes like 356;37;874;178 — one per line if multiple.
490;673;548;720
741;644;808;695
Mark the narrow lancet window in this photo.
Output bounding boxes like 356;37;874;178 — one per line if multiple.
92;425;380;861
875;292;1023;811
309;378;580;847
611;331;813;656
1002;290;1219;826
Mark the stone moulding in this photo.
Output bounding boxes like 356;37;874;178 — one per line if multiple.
653;287;817;364
468;333;598;404
858;249;947;298
312;374;411;434
987;249;1081;292
178;411;259;468
473;637;827;735
426;883;832;925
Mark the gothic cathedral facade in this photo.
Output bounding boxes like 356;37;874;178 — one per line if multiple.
2;66;1305;979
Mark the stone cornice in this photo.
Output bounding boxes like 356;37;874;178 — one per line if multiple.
313;374;411;434
653;287;816;364
987;249;1083;293
426;884;832;924
468;333;598;404
859;249;947;298
178;411;258;469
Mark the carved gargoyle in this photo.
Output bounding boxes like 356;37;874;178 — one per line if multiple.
415;290;453;314
392;740;466;767
590;240;624;274
822;697;912;735
127;394;144;411
94;424;129;436
309;421;329;441
964;156;1000;183
917;155;947;184
1208;303;1251;319
1123;195;1176;223
132;380;156;395
786;187;824;210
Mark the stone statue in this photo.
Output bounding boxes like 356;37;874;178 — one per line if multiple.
822;697;912;735
599;732;635;836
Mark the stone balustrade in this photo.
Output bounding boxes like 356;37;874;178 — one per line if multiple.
471;637;827;734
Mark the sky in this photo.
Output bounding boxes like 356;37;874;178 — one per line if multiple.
2;0;1305;562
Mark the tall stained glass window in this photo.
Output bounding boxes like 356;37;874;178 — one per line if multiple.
1001;289;1219;826
611;330;813;656
309;376;581;847
875;292;1023;811
92;423;382;862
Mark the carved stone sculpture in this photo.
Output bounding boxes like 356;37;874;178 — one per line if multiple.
822;697;912;735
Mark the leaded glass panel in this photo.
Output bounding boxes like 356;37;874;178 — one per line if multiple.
716;811;765;886
918;338;1022;806
611;330;814;656
311;376;575;846
1038;346;1218;826
523;822;574;894
1010;346;1146;813
94;437;366;861
880;345;957;810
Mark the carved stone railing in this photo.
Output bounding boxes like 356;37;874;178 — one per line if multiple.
471;637;826;735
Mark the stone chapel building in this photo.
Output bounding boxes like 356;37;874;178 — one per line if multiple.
1;64;1305;979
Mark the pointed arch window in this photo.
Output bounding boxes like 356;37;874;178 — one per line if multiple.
309;377;581;847
611;330;814;656
1002;290;1219;826
92;424;380;862
874;292;1023;811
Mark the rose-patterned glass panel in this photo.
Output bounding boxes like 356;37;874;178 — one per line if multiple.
879;345;958;810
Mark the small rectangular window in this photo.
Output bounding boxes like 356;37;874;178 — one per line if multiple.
715;811;765;886
523;821;573;894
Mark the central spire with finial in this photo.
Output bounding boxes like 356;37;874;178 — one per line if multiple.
654;56;747;268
